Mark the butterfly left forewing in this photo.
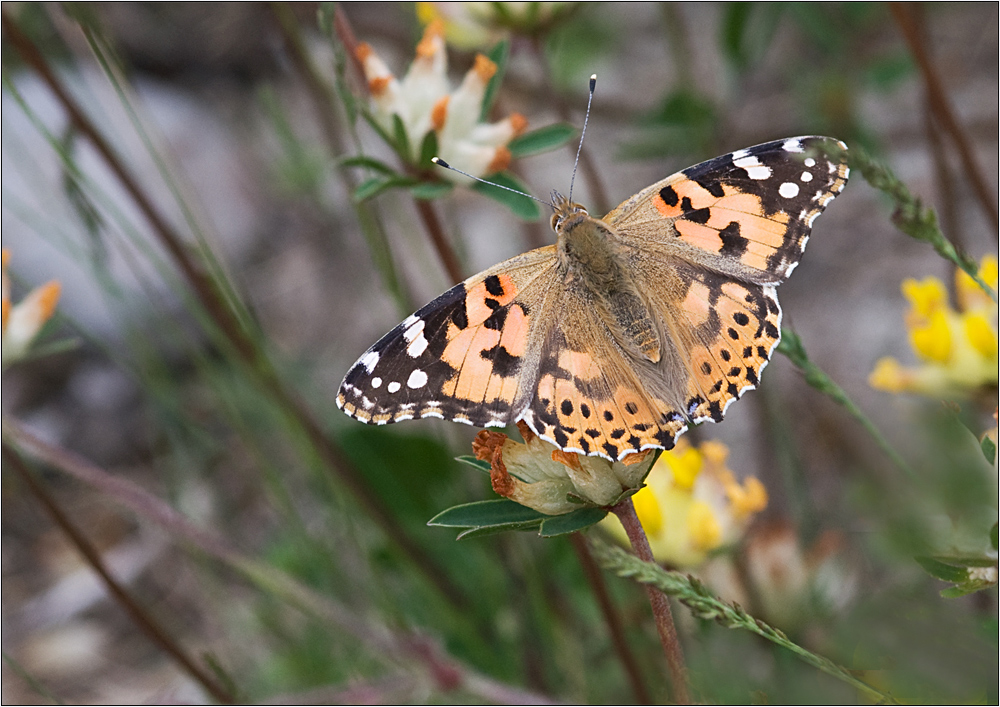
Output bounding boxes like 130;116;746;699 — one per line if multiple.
338;247;558;428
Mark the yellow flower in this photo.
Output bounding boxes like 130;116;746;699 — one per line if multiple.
356;21;527;179
870;256;998;396
473;422;656;515
601;438;768;568
2;250;61;368
416;2;579;50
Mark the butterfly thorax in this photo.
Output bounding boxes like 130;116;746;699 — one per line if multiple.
551;193;663;364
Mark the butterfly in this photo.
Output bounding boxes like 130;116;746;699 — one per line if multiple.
338;136;849;462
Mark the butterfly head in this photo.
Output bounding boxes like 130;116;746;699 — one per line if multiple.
550;191;590;234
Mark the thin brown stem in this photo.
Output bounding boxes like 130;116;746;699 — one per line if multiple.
610;496;690;704
889;2;999;236
414;197;465;284
2;446;236;704
3;9;468;610
570;533;652;704
332;2;367;95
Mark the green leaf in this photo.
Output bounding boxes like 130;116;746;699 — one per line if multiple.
940;580;995;599
480;39;510;122
915;556;971;583
408;181;453;200
428;499;547;529
472;172;541;220
391;113;411;160
981;435;997;465
991;522;998;551
353;175;419;202
508;123;577;158
338;156;398;175
456;521;545;540
418;130;439;169
455;455;492;474
539;507;607;537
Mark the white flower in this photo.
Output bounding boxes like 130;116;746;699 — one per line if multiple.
356;20;526;179
2;250;61;367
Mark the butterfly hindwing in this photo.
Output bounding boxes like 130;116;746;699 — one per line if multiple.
519;287;689;461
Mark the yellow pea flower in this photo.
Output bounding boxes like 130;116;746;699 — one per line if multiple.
870;256;998;396
601;438;768;568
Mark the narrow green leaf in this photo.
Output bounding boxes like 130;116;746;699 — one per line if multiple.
472;172;541;220
480;39;510;122
539;507;607;537
940;581;994;599
457;521;543;540
339;156;398;175
508;123;577;158
408;181;453;200
981;435;997;465
353;175;419;202
418;130;439;169
915;556;971;583
391;113;411;160
428;499;546;528
455;455;492;473
991;522;998;551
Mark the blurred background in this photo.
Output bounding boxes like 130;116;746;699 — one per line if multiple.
2;3;996;704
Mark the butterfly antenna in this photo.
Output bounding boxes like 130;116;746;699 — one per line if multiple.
431;158;554;208
567;74;597;203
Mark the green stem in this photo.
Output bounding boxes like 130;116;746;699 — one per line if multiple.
778;328;918;481
588;538;901;705
833;142;997;304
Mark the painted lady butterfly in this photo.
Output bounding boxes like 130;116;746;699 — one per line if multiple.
338;136;849;462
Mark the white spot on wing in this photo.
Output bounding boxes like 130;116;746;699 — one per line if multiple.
733;155;772;180
800;171;813;182
783;138;804;153
804;157;816;167
406;334;429;358
779;182;799;198
731;148;750;160
387;381;401;393
372;377;382;388
403;318;425;342
407;369;428;389
360;350;379;374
